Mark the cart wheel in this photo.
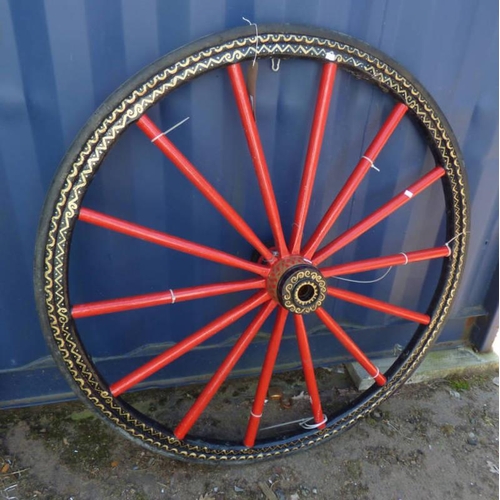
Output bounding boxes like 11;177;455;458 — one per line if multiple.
35;25;468;463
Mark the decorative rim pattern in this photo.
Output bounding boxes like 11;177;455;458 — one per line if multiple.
37;27;468;462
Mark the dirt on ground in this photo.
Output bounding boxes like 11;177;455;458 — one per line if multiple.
0;369;498;500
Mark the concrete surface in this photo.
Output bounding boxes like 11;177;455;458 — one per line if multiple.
346;347;499;390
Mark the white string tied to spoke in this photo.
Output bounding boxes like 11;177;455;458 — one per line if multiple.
242;17;259;66
362;155;380;172
331;231;468;285
151;116;190;143
260;414;328;431
445;231;469;256
300;414;328;430
370;367;380;380
331;266;393;284
169;289;176;304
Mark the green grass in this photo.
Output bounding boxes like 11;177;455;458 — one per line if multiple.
448;378;471;391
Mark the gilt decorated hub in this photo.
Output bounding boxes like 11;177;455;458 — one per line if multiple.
266;256;327;314
36;26;468;463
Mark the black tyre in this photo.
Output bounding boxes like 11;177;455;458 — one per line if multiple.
35;25;468;463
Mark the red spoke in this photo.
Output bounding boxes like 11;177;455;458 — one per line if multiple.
136;115;275;262
316;307;386;386
174;301;276;440
303;103;408;258
327;287;430;324
244;308;288;447
227;63;288;258
313;166;446;265
321;246;450;278
79;207;269;277
110;290;270;396
293;315;325;428
72;278;266;319
290;62;338;254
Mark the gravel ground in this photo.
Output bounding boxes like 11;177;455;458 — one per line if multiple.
0;369;498;500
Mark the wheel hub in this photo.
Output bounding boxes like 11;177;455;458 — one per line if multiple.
267;256;327;314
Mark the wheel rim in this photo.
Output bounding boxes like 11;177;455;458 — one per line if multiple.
35;26;468;462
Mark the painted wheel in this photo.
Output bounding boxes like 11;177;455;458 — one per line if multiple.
35;25;468;462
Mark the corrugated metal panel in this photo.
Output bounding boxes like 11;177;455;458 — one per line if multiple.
0;0;497;406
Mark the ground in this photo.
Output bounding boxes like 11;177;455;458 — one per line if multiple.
0;369;498;500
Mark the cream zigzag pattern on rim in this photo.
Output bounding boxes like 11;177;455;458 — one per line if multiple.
43;32;468;460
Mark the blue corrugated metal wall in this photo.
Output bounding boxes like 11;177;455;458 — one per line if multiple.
0;0;497;407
